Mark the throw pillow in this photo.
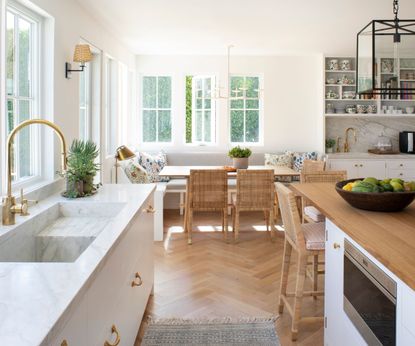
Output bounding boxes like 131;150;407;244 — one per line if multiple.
292;151;318;172
264;153;292;168
137;151;169;183
123;160;149;184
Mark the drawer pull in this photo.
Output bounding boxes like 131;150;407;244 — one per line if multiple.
144;205;155;214
104;324;121;346
333;243;341;250
131;272;143;287
61;341;68;346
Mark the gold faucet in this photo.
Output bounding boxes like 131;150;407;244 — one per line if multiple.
2;119;67;225
343;127;357;153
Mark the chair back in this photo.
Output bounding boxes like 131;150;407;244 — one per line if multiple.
300;170;347;184
275;183;305;249
189;169;228;210
236;170;274;210
302;159;325;173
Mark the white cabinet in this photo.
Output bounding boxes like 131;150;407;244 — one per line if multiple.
49;194;154;346
386;160;415;181
324;220;344;345
328;159;386;179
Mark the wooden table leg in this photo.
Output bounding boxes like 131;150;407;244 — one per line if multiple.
183;177;189;233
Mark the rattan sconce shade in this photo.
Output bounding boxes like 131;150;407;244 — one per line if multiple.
73;44;92;64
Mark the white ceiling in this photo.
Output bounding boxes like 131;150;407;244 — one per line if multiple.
77;0;415;55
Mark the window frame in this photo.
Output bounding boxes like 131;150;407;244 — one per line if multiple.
79;61;92;141
229;74;264;146
4;1;43;191
191;75;216;145
140;75;173;144
105;55;118;156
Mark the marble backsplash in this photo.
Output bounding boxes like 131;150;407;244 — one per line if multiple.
326;117;415;152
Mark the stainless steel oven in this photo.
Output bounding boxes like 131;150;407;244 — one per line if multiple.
343;239;397;346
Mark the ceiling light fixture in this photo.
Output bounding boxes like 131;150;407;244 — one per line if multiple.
356;0;415;96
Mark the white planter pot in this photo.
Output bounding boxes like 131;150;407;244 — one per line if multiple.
326;147;334;153
232;157;249;169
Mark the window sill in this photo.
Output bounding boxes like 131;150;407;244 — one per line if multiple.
10;178;64;203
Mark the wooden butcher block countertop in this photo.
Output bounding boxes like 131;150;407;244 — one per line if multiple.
291;182;415;290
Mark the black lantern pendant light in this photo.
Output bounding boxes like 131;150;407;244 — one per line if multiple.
356;0;415;97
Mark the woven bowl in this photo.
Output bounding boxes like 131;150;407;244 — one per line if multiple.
335;178;415;212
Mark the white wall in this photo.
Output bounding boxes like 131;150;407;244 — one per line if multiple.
0;0;136;188
136;54;324;154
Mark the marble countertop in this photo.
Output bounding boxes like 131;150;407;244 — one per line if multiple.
0;184;155;346
327;152;415;160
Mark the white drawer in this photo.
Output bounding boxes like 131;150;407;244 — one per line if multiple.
388;169;415;180
99;203;154;346
48;293;88;346
387;161;415;170
88;198;154;346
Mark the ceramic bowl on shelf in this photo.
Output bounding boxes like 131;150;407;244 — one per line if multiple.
336;179;415;212
345;105;357;114
343;91;356;99
367;104;377;114
356;104;367;113
326;78;336;84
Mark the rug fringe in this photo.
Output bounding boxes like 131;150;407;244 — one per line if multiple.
146;315;279;325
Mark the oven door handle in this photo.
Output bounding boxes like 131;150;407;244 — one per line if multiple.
344;250;397;305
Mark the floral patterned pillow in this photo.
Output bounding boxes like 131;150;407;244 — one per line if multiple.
123;160;149;184
137;151;169;183
264;153;293;168
292;152;318;172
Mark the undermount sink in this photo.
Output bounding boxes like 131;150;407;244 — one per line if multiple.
0;202;125;263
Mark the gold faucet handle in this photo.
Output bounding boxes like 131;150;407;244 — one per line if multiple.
18;188;36;216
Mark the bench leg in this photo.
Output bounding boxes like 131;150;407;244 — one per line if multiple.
154;188;164;242
180;192;184;216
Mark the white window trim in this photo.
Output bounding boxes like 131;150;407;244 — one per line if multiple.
191;75;216;146
4;1;44;193
140;75;173;145
79;61;92;140
229;74;264;146
104;54;118;157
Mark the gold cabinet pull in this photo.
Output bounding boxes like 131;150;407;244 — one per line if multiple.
104;324;121;346
333;243;341;249
131;272;143;287
144;205;155;214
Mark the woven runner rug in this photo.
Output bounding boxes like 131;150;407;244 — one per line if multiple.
141;317;280;346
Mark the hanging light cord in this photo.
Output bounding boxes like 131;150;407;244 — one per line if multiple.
393;0;399;21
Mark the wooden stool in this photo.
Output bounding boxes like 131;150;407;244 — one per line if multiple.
275;182;325;341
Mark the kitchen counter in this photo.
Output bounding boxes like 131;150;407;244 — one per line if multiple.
327;152;415;159
0;184;155;345
291;183;415;290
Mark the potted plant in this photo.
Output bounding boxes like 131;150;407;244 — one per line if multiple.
228;146;252;169
65;140;100;198
325;138;336;153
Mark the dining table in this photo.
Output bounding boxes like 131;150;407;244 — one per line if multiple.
159;165;300;179
159;165;300;233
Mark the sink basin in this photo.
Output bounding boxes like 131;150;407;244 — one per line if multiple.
0;202;125;263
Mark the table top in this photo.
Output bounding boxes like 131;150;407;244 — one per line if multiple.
291;182;415;290
159;165;300;178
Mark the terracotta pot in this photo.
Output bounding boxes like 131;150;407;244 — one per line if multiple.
83;175;95;194
232;157;249;169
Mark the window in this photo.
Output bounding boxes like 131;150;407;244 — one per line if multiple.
79;62;91;140
141;76;172;143
6;4;41;184
185;75;215;144
229;76;262;143
105;57;118;155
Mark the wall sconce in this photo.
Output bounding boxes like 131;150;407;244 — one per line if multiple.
65;44;92;79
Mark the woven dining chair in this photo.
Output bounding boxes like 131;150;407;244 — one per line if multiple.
302;159;326;173
273;160;325;222
300;170;347;223
231;170;275;242
186;169;229;245
275;182;325;341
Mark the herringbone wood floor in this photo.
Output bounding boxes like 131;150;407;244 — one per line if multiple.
136;210;324;345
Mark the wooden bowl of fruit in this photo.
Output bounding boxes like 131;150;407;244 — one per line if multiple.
335;177;415;212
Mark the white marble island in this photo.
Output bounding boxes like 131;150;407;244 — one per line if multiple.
0;184;155;346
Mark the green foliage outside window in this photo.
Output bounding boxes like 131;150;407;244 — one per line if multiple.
185;76;193;143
